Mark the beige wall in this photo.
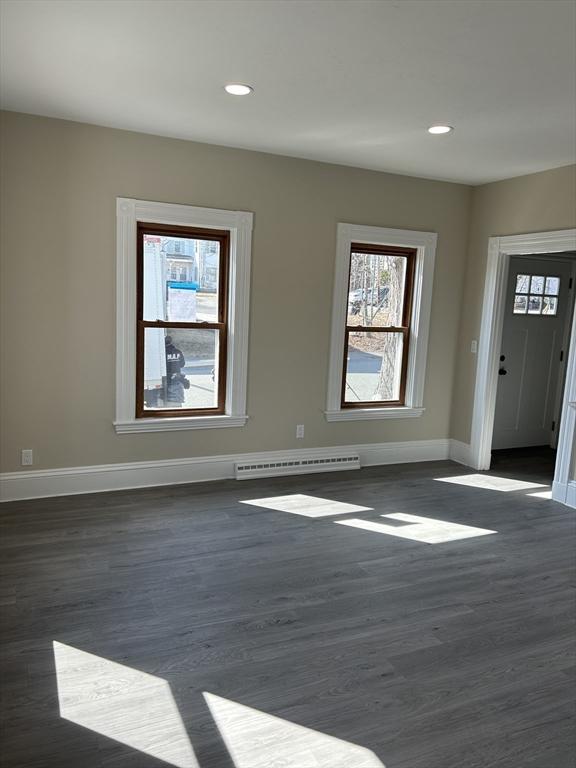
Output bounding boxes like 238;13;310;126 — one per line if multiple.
450;165;576;444
0;111;472;472
2;111;573;475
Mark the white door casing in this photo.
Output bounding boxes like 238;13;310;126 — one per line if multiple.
469;229;576;507
492;256;574;450
554;302;576;506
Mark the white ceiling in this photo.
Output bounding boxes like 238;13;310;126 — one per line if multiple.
1;0;575;185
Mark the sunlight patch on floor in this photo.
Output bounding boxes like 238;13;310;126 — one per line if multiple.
435;474;547;492
527;489;553;499
53;642;198;768
336;512;496;544
240;493;373;517
203;692;385;768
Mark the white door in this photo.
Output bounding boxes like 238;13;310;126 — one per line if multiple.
492;256;575;450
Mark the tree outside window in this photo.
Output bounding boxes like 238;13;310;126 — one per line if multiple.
342;244;415;407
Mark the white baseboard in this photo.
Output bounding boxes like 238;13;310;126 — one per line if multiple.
568;482;576;509
360;438;450;467
449;440;473;467
553;480;576;508
0;439;451;502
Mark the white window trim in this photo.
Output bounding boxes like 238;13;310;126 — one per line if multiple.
325;223;437;422
114;198;253;434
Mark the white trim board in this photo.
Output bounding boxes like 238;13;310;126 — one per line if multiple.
469;229;576;506
115;198;253;433
448;440;473;467
553;307;576;508
0;439;450;502
567;481;576;508
552;480;576;509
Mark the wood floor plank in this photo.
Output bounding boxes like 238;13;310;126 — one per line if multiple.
1;449;574;767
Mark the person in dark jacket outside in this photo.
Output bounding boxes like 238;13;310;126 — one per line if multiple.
164;335;188;406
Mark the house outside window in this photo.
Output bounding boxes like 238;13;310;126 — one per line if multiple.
137;223;229;417
326;223;437;422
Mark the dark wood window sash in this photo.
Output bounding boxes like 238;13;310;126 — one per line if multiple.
340;244;416;409
136;222;230;419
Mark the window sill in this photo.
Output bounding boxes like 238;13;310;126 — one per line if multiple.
114;414;248;434
324;407;425;422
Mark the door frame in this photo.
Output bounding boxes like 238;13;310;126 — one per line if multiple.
469;229;576;505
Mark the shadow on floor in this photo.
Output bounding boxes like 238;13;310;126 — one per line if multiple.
490;446;556;485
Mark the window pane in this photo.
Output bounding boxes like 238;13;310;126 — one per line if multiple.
515;274;530;294
347;251;407;327
528;295;542;314
529;275;545;295
143;328;219;410
143;234;220;322
545;276;560;296
542;296;558;315
513;294;528;314
344;332;403;403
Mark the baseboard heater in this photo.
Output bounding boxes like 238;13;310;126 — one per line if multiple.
235;454;361;480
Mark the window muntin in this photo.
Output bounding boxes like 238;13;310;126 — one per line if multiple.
341;244;415;408
136;223;229;418
513;273;560;316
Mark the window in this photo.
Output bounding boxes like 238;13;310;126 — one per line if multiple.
343;244;415;407
115;199;253;433
513;273;560;316
326;224;437;422
137;223;229;417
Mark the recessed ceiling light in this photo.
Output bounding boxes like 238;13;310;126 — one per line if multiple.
428;125;454;135
224;83;253;96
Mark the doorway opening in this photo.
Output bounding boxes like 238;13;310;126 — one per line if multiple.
469;229;576;506
491;253;576;484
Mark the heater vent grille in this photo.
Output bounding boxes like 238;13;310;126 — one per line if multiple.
235;455;360;480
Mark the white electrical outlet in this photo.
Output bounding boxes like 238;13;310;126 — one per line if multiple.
21;449;33;466
471;340;478;354
296;424;305;439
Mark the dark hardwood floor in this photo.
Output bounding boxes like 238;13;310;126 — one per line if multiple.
1;455;574;767
490;445;557;484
